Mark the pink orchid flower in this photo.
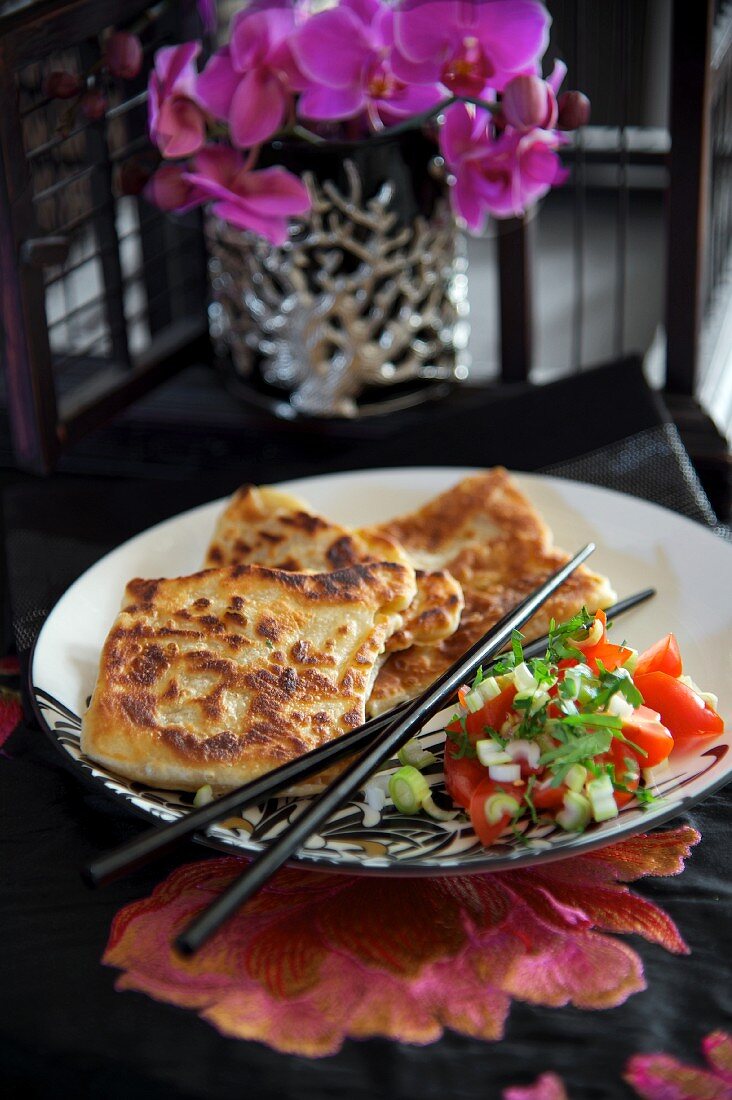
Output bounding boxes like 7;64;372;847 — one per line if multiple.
196;4;303;148
182;145;311;244
440;102;567;229
148;42;207;158
292;0;442;128
392;0;550;96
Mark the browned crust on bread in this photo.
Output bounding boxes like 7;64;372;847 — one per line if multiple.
82;561;416;790
205;484;463;651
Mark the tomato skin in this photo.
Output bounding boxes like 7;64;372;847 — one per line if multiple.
635;634;682;678
443;742;487;810
582;640;634;674
532;781;567;811
465;685;517;739
635;671;724;741
621;704;675;766
601;739;641;806
468;778;520;847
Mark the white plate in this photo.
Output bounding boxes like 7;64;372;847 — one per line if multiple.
31;468;732;875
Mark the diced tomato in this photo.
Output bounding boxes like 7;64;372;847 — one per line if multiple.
443;735;487;810
635;634;683;678
468;778;521;847
601;738;641;806
465;685;517;739
532;780;567;811
621;704;675;766
634;671;724;741
576;610;633;673
582;640;634;674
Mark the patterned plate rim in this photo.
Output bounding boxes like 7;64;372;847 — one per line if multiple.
29;468;732;876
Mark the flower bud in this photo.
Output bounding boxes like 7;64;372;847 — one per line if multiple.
557;90;591;130
501;75;557;131
145;163;195;211
80;88;108;121
43;70;81;99
116;154;157;196
106;31;143;80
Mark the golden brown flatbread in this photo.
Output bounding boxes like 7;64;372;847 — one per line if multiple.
81;561;416;791
205;484;464;652
366;470;616;715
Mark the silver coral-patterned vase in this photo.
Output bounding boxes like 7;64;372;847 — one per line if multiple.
206;130;470;419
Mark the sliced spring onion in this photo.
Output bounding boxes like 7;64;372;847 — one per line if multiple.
422;793;459;821
397;739;437;770
465;675;502;712
556;790;591;832
475;740;511;767
564;763;588;792
464;688;485;713
513;661;538;695
587;774;619;822
608;692;635;720
505;739;541;769
484;792;521;825
193;784;214;807
388;766;430;814
622;649;638;673
488;762;522;783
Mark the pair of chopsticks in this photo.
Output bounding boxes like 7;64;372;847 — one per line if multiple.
83;548;655;954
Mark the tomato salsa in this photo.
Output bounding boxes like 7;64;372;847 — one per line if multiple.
389;608;724;847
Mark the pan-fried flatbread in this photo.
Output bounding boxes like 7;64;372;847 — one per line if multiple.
205;485;464;652
366;470;616;715
81;561;416;791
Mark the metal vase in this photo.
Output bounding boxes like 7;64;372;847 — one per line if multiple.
206;130;470;419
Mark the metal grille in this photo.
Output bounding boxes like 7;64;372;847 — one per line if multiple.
16;19;205;398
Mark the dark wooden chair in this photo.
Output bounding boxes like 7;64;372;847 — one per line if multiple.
0;0;729;521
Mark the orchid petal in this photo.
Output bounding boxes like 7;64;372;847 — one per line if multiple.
393;2;461;64
154;42;201;95
292;8;371;87
145;163;203;213
228;69;287;147
389;47;447;86
452;172;487;232
297;82;365;121
196;48;240;119
156;97;206;158
211;200;290;245
192;144;242;185
474;0;551;72
376;81;444;121
547;58;567;94
230;8;294;71
234;166;311;216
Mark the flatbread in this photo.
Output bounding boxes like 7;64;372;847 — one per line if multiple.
366;469;617;716
81;561;416;791
205;484;464;652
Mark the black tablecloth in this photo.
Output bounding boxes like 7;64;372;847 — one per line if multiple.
2;360;730;1099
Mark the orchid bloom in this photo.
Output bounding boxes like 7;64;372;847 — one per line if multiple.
292;0;442;128
440;102;568;229
196;4;303;148
182;145;311;245
392;0;550;96
148;42;207;158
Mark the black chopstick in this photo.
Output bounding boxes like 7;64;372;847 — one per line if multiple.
82;584;655;888
175;544;597;955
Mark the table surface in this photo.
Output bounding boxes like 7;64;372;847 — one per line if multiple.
2;359;730;1100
